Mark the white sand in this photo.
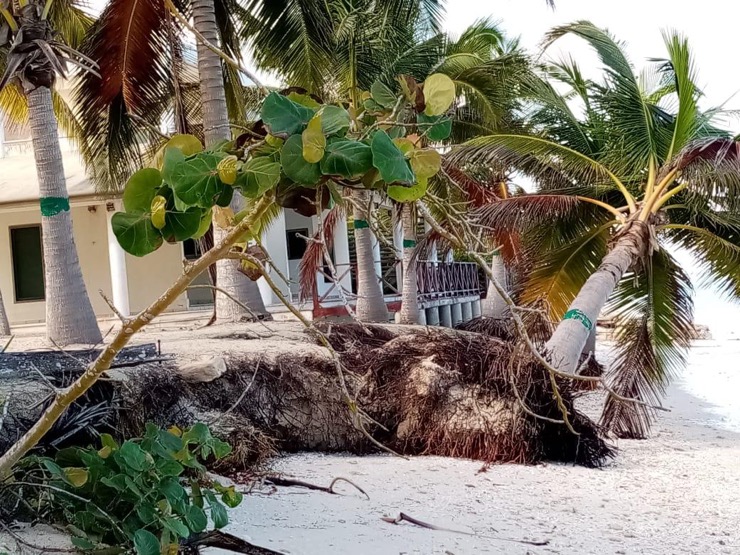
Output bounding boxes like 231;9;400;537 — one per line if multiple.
2;339;739;554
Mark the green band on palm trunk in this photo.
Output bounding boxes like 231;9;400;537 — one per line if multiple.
40;197;70;217
563;308;593;331
353;219;369;229
403;239;416;248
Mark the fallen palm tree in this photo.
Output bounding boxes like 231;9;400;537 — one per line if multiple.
0;323;613;472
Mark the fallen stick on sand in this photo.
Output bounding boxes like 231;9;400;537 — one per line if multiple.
381;512;550;546
264;476;370;499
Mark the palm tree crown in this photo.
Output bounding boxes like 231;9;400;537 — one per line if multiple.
453;21;740;437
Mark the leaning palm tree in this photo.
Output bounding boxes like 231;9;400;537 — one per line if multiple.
454;22;740;437
0;0;101;344
74;0;268;322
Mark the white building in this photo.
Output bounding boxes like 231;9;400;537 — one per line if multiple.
0;120;482;328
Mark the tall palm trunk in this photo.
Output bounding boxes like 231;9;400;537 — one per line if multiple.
481;254;508;319
544;224;646;373
353;190;388;322
0;287;10;335
191;0;267;322
398;204;420;324
27;88;102;345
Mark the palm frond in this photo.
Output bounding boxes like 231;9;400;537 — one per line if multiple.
473;195;583;232
298;203;347;300
660;30;699;160
74;0;172;192
601;249;694;438
46;0;95;50
519;213;614;319
544;21;670;173
450;134;632;205
662;223;740;300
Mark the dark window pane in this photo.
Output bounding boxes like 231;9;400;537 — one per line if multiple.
183;238;201;260
11;226;45;301
286;228;309;260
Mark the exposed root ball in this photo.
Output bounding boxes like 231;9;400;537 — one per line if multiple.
350;328;612;467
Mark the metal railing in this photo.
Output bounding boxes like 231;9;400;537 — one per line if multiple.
310;259;482;316
416;261;481;304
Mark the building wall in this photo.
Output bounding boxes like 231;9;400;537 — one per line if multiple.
125;243;188;314
0;202;187;326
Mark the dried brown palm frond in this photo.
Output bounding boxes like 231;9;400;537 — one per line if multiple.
298;203;347;301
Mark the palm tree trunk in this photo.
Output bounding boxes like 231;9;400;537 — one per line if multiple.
191;0;268;322
398;204;420;324
353;190;389;322
481;255;508;319
0;287;10;335
544;224;646;373
26;87;102;345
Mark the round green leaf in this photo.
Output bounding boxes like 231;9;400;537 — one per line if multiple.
171;152;226;208
63;467;89;488
215;184;234;207
235;157;282;197
387;176;428;202
393;138;415;155
302;115;326;163
281;134;322;185
417;113;452;141
261;92;315;136
320;140;373;178
371;130;414;184
164;134;203;156
409;149;441;179
321;105;351;136
371;80;397;109
423;73;456;116
162;207;204;242
217;155;239;185
185;505;208;533
150;195;167;230
123;168;163;214
112;212;163;257
287;91;321;109
133;529;160;555
192;209;213;239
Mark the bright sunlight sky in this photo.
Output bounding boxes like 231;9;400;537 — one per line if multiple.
83;0;740;336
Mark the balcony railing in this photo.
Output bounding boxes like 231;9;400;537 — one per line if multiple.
416;261;481;304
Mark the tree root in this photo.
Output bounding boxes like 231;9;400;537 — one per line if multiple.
381;512;550;546
264;476;369;499
181;530;283;554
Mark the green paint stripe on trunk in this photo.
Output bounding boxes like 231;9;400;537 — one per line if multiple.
40;197;70;217
353;219;369;229
403;239;417;248
563;308;593;331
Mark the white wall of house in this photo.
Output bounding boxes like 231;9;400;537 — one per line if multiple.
0;201;187;326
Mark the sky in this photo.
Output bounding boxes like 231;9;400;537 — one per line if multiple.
83;0;740;336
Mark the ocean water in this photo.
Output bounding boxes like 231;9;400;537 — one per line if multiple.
679;341;740;433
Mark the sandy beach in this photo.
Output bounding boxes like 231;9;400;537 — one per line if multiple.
218;340;740;555
2;340;739;554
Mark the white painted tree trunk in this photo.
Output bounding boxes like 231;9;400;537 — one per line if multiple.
0;287;10;335
27;87;102;345
192;0;267;322
398;204;420;324
353;190;389;322
545;225;646;373
481;255;508;319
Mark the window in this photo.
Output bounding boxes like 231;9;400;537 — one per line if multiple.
183;238;202;260
286;228;309;260
10;225;45;302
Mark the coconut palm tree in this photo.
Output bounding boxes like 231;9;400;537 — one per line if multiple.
0;287;9;335
454;22;740;437
74;0;268;322
0;0;102;344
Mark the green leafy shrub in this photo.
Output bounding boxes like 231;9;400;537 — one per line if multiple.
18;423;242;554
112;73;457;257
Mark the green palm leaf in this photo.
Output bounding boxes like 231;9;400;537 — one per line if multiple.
601;249;694;438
